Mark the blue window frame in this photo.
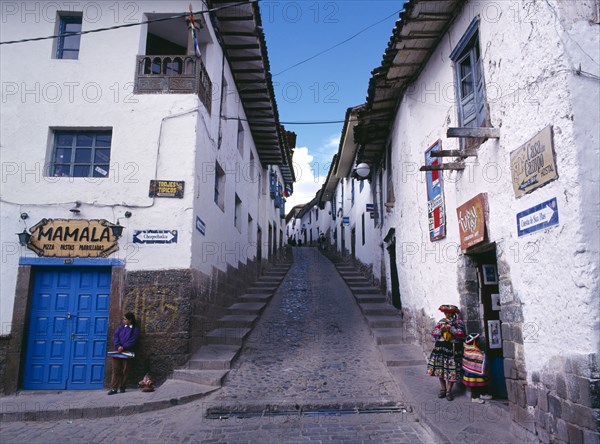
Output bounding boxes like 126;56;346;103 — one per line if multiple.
50;130;112;177
56;15;82;59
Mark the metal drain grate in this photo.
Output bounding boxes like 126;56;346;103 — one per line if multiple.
206;404;410;420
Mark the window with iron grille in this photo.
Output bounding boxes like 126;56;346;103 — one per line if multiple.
56;14;82;59
50;130;112;177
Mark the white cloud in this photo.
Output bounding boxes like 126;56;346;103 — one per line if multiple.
285;147;325;212
324;134;340;150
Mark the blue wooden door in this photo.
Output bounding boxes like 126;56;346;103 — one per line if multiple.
23;267;111;390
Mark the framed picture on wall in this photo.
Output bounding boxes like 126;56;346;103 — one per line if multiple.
488;320;502;349
491;294;501;311
482;264;498;285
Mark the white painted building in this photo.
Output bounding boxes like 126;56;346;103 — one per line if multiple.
320;0;599;441
0;0;295;392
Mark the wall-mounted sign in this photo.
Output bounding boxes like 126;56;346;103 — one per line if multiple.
342;216;350;226
148;180;185;198
510;126;558;198
196;216;206;236
516;197;559;237
425;140;446;241
456;193;488;251
133;230;178;244
27;219;119;258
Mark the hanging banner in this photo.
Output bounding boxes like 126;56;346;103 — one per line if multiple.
456;193;488;251
510;126;558;198
425;140;446;241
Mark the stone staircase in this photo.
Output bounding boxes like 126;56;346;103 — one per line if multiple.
333;263;425;368
168;262;292;396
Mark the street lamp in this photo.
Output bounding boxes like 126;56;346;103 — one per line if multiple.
354;162;370;180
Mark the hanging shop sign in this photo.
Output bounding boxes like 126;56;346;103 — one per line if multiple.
148;180;185;198
456;193;488;251
133;230;178;244
510;126;558;198
516;197;559;237
425;140;446;241
27;219;119;258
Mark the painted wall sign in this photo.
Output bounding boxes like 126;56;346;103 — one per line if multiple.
27;219;119;258
425;140;446;241
148;180;185;198
510;126;558;198
516;197;559;237
342;216;350;226
456;193;488;251
196;216;206;236
133;230;178;244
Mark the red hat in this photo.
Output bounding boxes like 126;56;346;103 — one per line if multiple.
438;304;460;314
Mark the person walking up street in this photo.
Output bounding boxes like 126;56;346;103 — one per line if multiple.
108;312;139;395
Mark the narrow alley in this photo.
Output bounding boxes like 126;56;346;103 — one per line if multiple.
0;248;437;443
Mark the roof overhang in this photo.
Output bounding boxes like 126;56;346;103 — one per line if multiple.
355;0;465;164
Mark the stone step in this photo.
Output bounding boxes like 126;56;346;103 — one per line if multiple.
371;328;408;345
263;272;287;277
355;294;387;304
205;327;252;346
238;293;272;303
350;286;381;294
188;345;241;370
379;344;425;367
171;369;228;387
227;302;266;316
256;276;282;283
359;303;399;316
345;281;372;287
343;275;368;281
246;286;278;294
336;266;356;271
218;314;257;328
365;315;404;328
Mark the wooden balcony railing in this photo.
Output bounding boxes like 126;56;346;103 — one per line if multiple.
134;55;212;113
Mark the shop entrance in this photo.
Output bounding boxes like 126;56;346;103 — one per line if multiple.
23;266;111;390
470;248;507;399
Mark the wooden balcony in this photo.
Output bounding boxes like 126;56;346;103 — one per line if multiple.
134;55;212;113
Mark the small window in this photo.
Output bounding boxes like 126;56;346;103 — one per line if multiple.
50;130;112;177
361;213;365;245
234;194;242;231
214;162;225;211
237;120;244;157
56;14;82;59
450;18;489;149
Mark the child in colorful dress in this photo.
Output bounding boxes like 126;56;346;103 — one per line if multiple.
462;333;491;403
427;304;466;401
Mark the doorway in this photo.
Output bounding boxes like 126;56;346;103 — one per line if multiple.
387;240;402;310
23;266;111;390
471;248;507;399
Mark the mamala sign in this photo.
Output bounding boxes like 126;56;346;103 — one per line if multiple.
27;219;119;258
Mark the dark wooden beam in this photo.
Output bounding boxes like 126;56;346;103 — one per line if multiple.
226;44;260;50
447;127;500;139
229;56;263;62
218;15;254;21
419;163;465;171
232;68;264;73
429;149;478;158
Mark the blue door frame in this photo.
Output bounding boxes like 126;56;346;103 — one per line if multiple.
23;266;111;390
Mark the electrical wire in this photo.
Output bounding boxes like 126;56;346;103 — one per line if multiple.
0;1;257;46
271;8;402;77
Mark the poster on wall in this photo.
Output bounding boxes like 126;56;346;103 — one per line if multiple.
424;140;446;241
488;320;502;349
491;294;501;311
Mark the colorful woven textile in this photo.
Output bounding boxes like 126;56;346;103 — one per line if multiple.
462;344;486;375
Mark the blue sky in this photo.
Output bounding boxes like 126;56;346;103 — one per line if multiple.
260;1;405;209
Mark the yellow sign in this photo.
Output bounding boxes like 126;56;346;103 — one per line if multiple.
27;219;119;258
510;126;558;198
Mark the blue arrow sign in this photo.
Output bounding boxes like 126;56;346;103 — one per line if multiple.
516;198;559;237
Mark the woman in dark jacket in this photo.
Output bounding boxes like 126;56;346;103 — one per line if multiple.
108;312;139;395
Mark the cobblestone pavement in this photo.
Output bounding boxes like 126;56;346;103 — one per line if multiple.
0;248;436;443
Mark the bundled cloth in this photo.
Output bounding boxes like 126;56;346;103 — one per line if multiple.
138;373;155;392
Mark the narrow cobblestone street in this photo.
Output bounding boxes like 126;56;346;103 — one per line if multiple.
0;248;435;443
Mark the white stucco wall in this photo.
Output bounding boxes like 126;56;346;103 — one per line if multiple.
381;0;599;374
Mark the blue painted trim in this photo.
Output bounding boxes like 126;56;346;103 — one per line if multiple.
450;17;480;61
19;257;124;267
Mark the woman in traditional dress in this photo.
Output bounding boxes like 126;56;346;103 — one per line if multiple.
427;304;466;401
462;333;491;403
